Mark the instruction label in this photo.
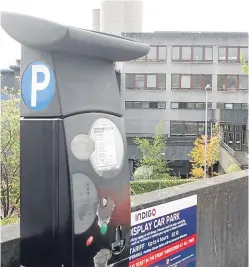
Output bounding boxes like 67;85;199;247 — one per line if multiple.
129;195;197;267
94;125;117;169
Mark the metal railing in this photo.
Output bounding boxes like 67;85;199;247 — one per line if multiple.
221;141;235;157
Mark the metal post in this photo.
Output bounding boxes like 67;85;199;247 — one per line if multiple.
204;84;211;179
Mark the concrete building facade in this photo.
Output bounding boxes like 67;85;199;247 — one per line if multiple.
119;32;248;175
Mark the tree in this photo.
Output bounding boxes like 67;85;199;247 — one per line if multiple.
240;54;248;74
133;121;170;179
188;124;220;178
0;77;20;221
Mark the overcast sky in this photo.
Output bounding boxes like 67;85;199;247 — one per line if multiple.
1;0;248;69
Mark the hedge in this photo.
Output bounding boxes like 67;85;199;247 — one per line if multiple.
130;179;197;195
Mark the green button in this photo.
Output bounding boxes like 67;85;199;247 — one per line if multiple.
100;223;108;235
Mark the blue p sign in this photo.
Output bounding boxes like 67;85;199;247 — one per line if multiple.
21;61;55;111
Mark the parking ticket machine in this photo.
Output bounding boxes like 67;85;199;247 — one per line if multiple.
1;12;149;267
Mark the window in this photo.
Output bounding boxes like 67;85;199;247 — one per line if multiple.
196;103;204;109
171;102;212;109
172;46;180;61
126;74;167;90
170;121;210;136
182;46;191;61
240;47;248;62
225;103;233;109
149;102;159;109
171;74;180;89
205;47;213;61
148;101;166;109
125;74;134;88
181;75;191;89
218;75;247;91
125;101;167;109
134;101;142;109
218;47;226;61
172;74;212;90
146;74;166;89
158;46;167;61
228;47;238;62
158;102;166;109
142;102;149;109
172;46;213;62
158;74;166;89
147;75;157;88
204;75;212;88
187;103;196;109
125;101;133;108
233;103;242;109
217;103;247;110
217;103;224;109
135;74;145;88
171;102;179;109
170;121;185;136
134;46;167;61
193;47;203;61
242;103;248;110
147;46;157;61
192;75;203;89
197;123;205;135
217;75;226;90
178;102;187;109
218;46;244;62
184;122;198;136
239;75;248;90
204;103;212;109
227;75;237;90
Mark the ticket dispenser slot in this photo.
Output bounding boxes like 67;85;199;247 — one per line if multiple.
1;11;150;267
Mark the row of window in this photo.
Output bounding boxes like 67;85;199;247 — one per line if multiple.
171;102;212;110
126;122;247;138
218;47;248;62
217;75;248;91
125;101;166;109
170;121;211;136
126;74;166;89
125;101;248;110
172;74;212;90
125;74;248;91
170;121;247;137
136;46;248;62
217;103;248;110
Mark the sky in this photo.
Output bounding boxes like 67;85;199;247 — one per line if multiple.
0;0;248;69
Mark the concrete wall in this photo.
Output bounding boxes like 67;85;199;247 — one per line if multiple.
1;170;248;267
100;0;143;35
219;146;240;172
92;9;100;31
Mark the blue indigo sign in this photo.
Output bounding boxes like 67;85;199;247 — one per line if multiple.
129;195;197;267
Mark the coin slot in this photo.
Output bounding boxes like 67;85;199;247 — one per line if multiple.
111;225;125;255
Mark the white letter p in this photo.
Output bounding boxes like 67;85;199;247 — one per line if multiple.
31;65;50;107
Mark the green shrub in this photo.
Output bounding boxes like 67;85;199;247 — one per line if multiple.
130;179;197;195
132;167;180;180
0;216;20;226
227;164;241;174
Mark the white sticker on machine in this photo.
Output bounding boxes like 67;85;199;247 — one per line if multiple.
89;118;124;176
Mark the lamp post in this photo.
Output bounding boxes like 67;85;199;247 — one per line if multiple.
204;84;211;179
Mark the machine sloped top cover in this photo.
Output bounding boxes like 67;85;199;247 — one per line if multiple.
1;11;150;61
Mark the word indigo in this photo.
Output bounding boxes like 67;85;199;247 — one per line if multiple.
131;212;180;237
